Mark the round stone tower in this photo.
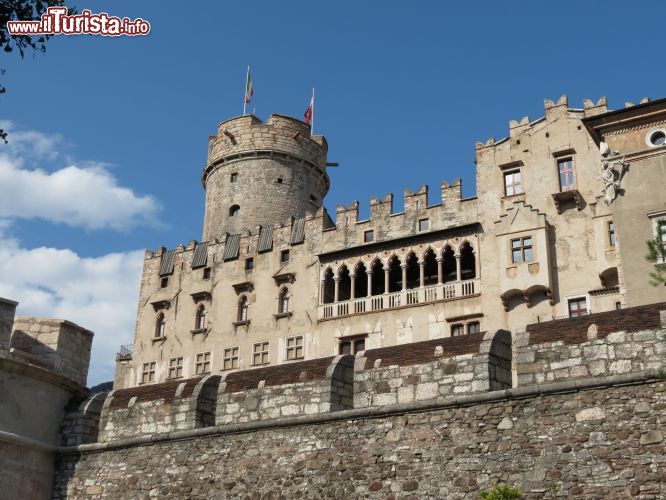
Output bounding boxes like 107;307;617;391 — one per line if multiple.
201;114;329;241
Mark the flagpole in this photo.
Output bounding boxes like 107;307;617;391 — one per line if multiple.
243;65;250;115
311;88;315;136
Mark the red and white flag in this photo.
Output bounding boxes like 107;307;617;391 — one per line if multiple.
304;90;314;125
244;66;253;104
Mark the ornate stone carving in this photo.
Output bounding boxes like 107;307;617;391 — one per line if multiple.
600;143;628;206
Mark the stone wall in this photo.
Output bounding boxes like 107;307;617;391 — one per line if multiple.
216;355;354;424
11;317;93;386
53;374;666;498
354;330;511;408
516;302;666;386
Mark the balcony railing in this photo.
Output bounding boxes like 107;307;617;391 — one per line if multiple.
116;344;133;361
319;278;480;320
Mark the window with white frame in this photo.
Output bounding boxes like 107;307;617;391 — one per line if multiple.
504;170;523;196
252;341;270;366
167;357;183;379
141;361;156;384
286;336;303;360
223;347;239;370
195;352;211;375
568;297;588;317
511;236;533;263
338;335;366;355
557;157;575;192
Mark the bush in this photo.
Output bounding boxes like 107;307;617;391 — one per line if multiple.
479;482;522;500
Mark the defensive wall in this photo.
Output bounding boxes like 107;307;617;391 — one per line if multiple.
53;302;666;498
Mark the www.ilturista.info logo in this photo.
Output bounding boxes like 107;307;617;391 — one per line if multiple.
6;7;150;36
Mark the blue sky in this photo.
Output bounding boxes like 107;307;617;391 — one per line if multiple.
1;1;663;384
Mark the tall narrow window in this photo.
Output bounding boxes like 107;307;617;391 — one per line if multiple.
286;336;304;360
167;357;183;379
252;341;270;365
223;347;239;370
278;288;290;314
364;230;374;243
230;172;238;183
511;237;533;263
568;297;588;317
608;221;616;248
504;170;523;196
195;304;207;330
195;352;211;375
558;158;575;192
155;313;166;338
141;361;156;384
280;249;290;263
245;258;254;271
238;296;249;322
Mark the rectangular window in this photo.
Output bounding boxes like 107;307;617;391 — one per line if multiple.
202;267;211;280
252;342;270;366
195;352;211;375
511;236;533;263
230;173;238;183
418;218;430;232
245;258;254;271
568;297;588;317
338;336;366;355
504;170;523;196
467;322;481;335
280;249;290;263
451;324;465;336
608;221;616;248
160;277;169;288
364;230;374;243
223;347;239;370
286;336;304;360
615;301;622;311
167;357;183;379
558;158;575;192
141;361;156;384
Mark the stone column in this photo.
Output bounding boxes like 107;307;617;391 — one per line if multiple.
436;257;443;284
350;274;356;300
367;270;373;296
334;277;340;303
320;280;325;304
419;262;425;288
474;250;480;278
384;268;390;294
455;254;462;281
401;264;407;291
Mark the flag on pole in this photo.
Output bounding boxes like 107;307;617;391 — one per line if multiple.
244;67;254;104
304;91;314;125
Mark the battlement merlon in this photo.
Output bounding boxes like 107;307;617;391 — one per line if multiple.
203;114;329;187
475;95;612;149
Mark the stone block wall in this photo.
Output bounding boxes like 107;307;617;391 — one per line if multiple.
98;376;219;442
53;376;666;498
216;355;354;424
516;302;666;386
10;317;93;386
354;330;511;408
0;297;17;350
59;392;108;447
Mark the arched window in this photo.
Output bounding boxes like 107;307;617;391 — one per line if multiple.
155;313;165;338
195;304;207;330
322;268;335;304
460;242;476;280
442;245;456;283
229;205;240;217
370;259;384;296
355;262;368;298
338;265;351;301
388;256;402;292
238;295;249;322
278;288;290;314
405;252;419;289
423;249;438;286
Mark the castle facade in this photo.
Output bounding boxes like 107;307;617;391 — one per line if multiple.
115;96;666;389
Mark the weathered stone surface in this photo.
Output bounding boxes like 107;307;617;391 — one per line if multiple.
54;381;666;499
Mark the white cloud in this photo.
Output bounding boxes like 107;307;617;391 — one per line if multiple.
0;230;143;386
0;122;160;230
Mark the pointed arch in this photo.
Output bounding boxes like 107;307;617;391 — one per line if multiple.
460;241;476;280
322;267;335;304
423;247;438;286
370;258;385;296
337;264;351;301
388;255;402;292
442;245;456;283
405;252;419;289
354;261;368;298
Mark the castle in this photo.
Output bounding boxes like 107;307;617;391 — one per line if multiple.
115;95;666;389
1;95;665;498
